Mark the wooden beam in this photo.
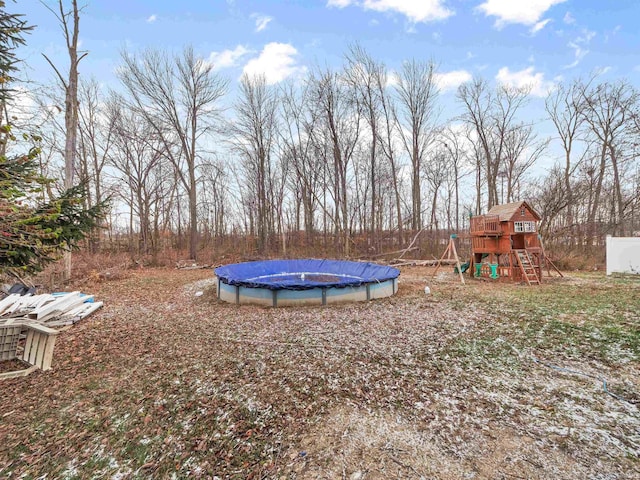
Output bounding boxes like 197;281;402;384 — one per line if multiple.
0;365;38;380
433;236;465;285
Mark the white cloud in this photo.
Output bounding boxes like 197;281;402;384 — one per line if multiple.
495;66;553;97
434;70;472;92
604;25;621;43
563;12;575;24
327;0;352;7
208;45;251;70
242;42;307;85
252;14;273;32
564;42;586;68
476;0;566;28
327;0;454;23
564;29;595;69
530;18;551;34
386;70;398;88
146;14;157;23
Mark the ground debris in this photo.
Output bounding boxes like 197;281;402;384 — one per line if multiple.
0;267;638;479
176;260;212;270
0;290;103;327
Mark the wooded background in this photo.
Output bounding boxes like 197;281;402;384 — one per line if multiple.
11;13;640;268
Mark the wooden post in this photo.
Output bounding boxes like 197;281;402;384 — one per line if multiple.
539;236;564;278
450;237;466;285
432;235;465;285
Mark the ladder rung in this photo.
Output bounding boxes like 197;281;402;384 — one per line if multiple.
514;248;540;286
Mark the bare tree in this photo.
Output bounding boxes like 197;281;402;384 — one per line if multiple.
77;78;114;209
307;67;361;255
501;123;549;202
580;79;637;239
533;165;572;241
41;0;85;189
199;159;229;241
439;125;472;230
42;0;87;279
229;74;280;253
462;124;486;215
545;79;587;245
76;78;116;251
344;44;385;245
457;78;530;211
373;64;404;245
393;59;439;231
106;95;171;255
424;148;448;232
279;81;322;245
118;46;228;260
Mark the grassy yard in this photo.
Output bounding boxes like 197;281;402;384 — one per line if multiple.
1;267;638;479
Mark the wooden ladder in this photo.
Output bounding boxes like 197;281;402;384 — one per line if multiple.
514;249;540;285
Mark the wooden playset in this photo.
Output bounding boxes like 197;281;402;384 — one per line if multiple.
470;201;548;285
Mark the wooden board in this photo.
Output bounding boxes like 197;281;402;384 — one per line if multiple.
0;365;38;380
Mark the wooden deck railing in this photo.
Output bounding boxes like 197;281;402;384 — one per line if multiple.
470;215;502;235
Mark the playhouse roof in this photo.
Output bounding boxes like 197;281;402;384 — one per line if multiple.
487;201;541;222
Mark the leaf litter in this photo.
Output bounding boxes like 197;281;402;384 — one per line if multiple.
0;267;638;479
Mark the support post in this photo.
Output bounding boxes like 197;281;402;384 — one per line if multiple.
432;235;465;285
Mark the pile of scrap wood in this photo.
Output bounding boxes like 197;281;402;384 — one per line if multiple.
389;258;457;267
176;260;211;270
0;291;103;327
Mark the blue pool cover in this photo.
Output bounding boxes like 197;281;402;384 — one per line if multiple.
215;259;400;290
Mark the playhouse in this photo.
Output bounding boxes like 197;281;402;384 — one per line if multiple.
469;201;543;284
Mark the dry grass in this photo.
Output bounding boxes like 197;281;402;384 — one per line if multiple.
0;266;638;479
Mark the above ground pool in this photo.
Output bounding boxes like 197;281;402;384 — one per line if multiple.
214;259;400;306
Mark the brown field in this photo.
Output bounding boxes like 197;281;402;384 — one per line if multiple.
1;266;639;479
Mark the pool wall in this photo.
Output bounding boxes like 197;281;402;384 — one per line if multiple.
216;276;398;306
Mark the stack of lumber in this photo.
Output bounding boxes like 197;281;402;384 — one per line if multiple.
389;258;457;267
0;291;103;378
0;291;103;327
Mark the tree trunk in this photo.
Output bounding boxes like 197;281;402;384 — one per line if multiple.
587;143;607;248
59;0;83;282
189;173;198;260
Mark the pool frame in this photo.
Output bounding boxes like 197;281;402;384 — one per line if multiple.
216;276;398;306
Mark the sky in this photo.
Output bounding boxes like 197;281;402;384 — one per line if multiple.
15;0;637;88
11;0;640;169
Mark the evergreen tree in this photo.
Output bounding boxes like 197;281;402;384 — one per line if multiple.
0;1;32;100
0;1;106;277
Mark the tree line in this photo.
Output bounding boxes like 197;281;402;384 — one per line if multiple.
17;40;640;262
